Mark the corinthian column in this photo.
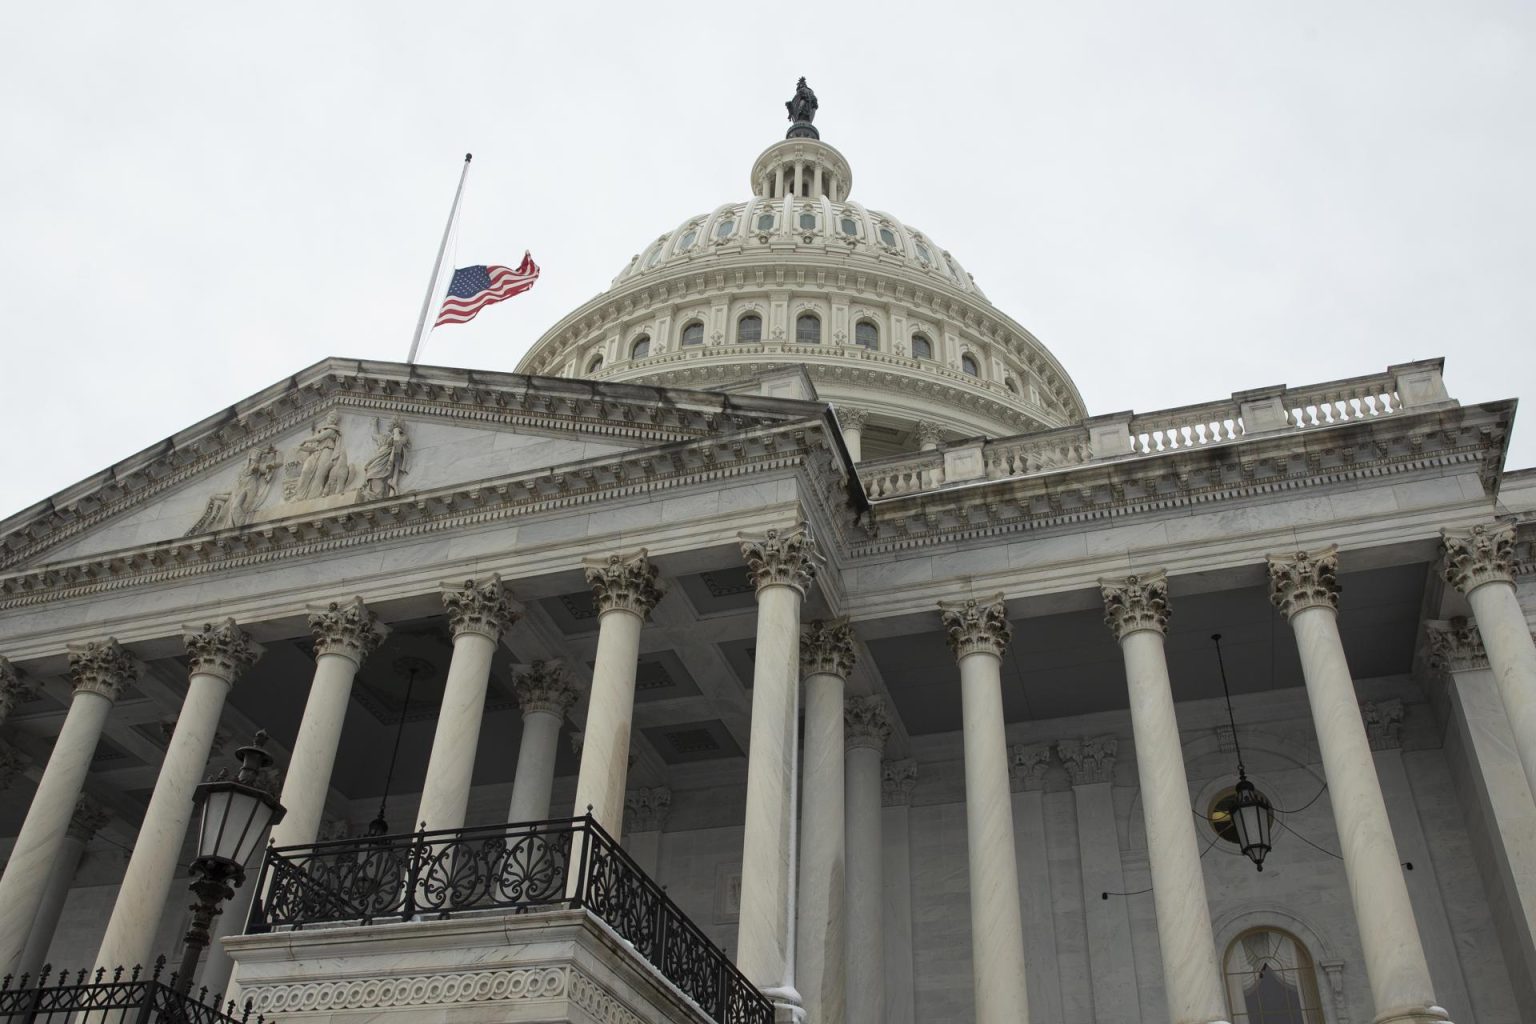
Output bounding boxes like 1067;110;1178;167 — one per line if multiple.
737;524;821;1020
0;656;37;728
845;696;891;1024
572;551;664;834
836;407;869;463
18;796;110;982
938;595;1030;1024
269;598;386;849
419;577;520;833
506;661;579;823
796;619;854;1024
1442;522;1536;804
96;620;261;974
0;641;133;975
1100;572;1228;1024
1268;548;1449;1024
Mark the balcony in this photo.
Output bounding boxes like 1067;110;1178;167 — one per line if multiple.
233;815;772;1024
0;959;263;1023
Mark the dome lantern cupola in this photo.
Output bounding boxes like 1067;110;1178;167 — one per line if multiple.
752;79;851;201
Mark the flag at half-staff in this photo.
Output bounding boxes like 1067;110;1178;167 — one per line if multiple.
435;253;541;326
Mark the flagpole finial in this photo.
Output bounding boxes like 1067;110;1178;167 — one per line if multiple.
465;153;473;163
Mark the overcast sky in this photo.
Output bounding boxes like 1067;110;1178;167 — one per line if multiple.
2;2;1532;522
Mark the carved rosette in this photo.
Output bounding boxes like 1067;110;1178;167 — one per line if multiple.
1100;571;1171;640
1267;546;1341;621
938;594;1012;660
1361;699;1405;751
624;786;672;832
740;524;821;596
1441;522;1517;594
441;575;522;641
183;619;262;685
307;597;388;664
801;618;856;679
1009;742;1053;793
513;661;580;718
67;638;138;701
1425;617;1490;673
67;795;111;844
0;656;37;724
1058;735;1117;786
583;550;666;618
882;758;918;807
844;696;893;752
836;406;870;432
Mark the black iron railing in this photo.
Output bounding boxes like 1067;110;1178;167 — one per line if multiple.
248;814;771;1024
0;957;264;1023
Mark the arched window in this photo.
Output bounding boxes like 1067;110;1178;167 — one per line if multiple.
714;218;736;240
961;353;980;377
915;242;933;263
878;225;898;248
630;335;651;360
911;334;933;360
587;354;604;373
644;245;664;269
677;229;697;251
854;320;879;350
795;313;821;344
682;321;704;346
737;314;762;343
839;216;859;237
1223;929;1324;1024
757;213;776;232
799;211;817;231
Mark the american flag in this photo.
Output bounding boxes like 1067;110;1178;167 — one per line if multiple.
435;252;540;326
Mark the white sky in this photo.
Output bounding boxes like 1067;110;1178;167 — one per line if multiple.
2;2;1533;521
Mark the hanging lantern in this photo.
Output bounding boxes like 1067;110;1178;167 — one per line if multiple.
1230;775;1274;871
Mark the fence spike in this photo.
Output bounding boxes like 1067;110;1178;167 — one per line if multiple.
54;967;67;986
74;968;86;984
198;984;209;1002
112;964;125;982
151;954;167;981
2;973;14;991
93;966;105;983
130;963;143;982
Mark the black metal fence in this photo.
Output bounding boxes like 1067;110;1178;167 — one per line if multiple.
249;814;771;1024
0;958;264;1023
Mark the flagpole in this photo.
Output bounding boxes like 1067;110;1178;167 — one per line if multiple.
406;153;472;365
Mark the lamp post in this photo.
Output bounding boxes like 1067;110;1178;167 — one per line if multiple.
175;731;286;993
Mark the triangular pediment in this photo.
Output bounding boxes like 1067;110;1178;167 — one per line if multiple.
0;358;831;573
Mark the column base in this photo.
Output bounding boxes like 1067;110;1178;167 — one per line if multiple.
762;986;805;1024
1375;1007;1452;1024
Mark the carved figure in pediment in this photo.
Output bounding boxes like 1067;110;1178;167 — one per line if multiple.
357;417;410;501
228;444;281;526
286;411;353;500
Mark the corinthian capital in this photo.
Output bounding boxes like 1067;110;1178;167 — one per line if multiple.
0;657;37;725
801;618;856;678
183;620;262;685
740;524;822;596
1058;735;1117;786
583;550;666;617
307;597;389;664
1100;571;1171;640
0;743;28;792
1425;617;1489;673
1361;699;1405;751
513;661;580;718
624;786;672;832
1009;742;1053;792
67;794;111;844
845;696;892;752
67;638;138;701
938;594;1012;660
882;758;918;806
836;406;869;431
441;575;521;641
1441;522;1517;594
1267;546;1341;621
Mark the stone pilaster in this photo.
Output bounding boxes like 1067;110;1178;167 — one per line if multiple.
1008;743;1052;793
624;787;672;833
1426;617;1489;673
1057;736;1117;785
881;759;918;807
307;596;388;663
1361;699;1406;751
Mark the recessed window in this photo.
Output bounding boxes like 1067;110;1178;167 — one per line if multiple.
715;219;736;239
758;213;775;231
586;354;604;373
911;334;933;360
737;314;762;343
961;354;980;377
855;320;878;351
878;226;897;247
795;313;822;344
915;243;932;263
682;321;704;346
630;335;651;359
1223;928;1324;1024
944;254;961;280
644;245;664;269
840;216;859;236
678;229;697;251
799;212;816;231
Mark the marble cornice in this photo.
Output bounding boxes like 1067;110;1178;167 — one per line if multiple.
850;399;1512;556
0;361;830;574
0;420;848;609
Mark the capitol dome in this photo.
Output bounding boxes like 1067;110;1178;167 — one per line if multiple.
517;91;1087;460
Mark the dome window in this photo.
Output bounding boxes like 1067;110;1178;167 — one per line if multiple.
799;212;817;231
1004;377;1019;394
855;320;879;351
911;334;933;360
878;226;898;248
630;335;651;360
757;213;776;231
678;229;698;251
840;216;859;237
961;353;980;377
715;219;737;240
916;243;933;263
682;321;705;346
796;313;822;345
737;314;762;343
644;245;664;269
587;354;604;373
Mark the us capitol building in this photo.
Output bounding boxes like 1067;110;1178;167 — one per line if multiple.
0;83;1533;1024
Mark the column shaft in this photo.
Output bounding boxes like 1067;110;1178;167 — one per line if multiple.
418;630;497;832
1120;628;1226;1024
572;609;643;831
508;709;564;822
17;834;87;980
1291;604;1441;1020
1466;580;1536;802
737;582;803;1002
957;649;1030;1023
796;671;845;1024
270;652;357;848
845;742;884;1024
